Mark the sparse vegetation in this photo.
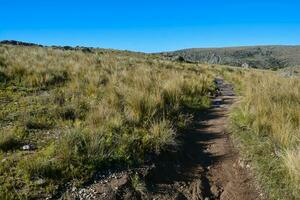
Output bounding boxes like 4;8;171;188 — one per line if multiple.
0;44;214;199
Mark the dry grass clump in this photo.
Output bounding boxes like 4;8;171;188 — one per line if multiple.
147;120;175;153
240;73;300;147
0;44;214;198
284;148;300;193
0;128;20;151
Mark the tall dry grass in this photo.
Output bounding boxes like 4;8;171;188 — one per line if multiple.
0;44;214;199
230;70;300;199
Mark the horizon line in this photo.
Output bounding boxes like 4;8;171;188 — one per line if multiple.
1;39;300;53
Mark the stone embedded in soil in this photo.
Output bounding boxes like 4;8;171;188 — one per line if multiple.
22;144;35;151
69;173;132;200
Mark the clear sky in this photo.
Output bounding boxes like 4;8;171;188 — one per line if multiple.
1;0;300;52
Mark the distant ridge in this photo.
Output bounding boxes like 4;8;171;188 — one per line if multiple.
0;40;95;53
0;40;144;54
0;40;43;47
161;45;300;69
2;40;300;69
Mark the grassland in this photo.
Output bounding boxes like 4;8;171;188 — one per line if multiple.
0;43;299;200
227;69;300;199
0;45;215;199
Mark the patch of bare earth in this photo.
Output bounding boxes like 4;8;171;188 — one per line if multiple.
65;79;262;200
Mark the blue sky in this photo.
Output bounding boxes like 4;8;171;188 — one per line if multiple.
0;0;300;52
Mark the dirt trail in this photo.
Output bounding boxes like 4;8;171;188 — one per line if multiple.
67;78;261;200
142;78;261;200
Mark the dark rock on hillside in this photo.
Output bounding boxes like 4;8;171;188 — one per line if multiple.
51;45;94;53
170;55;194;63
161;45;300;69
0;40;43;47
0;40;94;53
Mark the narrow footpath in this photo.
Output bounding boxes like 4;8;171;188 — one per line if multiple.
66;78;262;200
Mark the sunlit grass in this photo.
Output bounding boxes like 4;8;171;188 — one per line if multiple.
229;70;300;199
0;44;214;198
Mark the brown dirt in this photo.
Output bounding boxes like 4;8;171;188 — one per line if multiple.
67;79;262;200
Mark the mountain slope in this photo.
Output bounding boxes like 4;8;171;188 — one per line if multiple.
162;45;300;69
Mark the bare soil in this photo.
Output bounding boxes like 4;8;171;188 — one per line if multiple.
67;79;262;200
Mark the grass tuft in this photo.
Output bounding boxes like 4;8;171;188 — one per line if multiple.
0;129;20;151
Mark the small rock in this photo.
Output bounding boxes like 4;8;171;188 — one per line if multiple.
41;91;50;96
22;144;35;151
260;193;264;197
238;159;245;168
35;178;46;185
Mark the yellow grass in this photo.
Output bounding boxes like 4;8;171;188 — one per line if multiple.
230;69;300;199
0;45;214;198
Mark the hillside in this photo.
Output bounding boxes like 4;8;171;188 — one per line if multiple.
162;45;300;69
0;43;215;199
2;41;300;69
0;43;299;200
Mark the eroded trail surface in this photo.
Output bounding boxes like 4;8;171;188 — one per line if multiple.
68;79;261;200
